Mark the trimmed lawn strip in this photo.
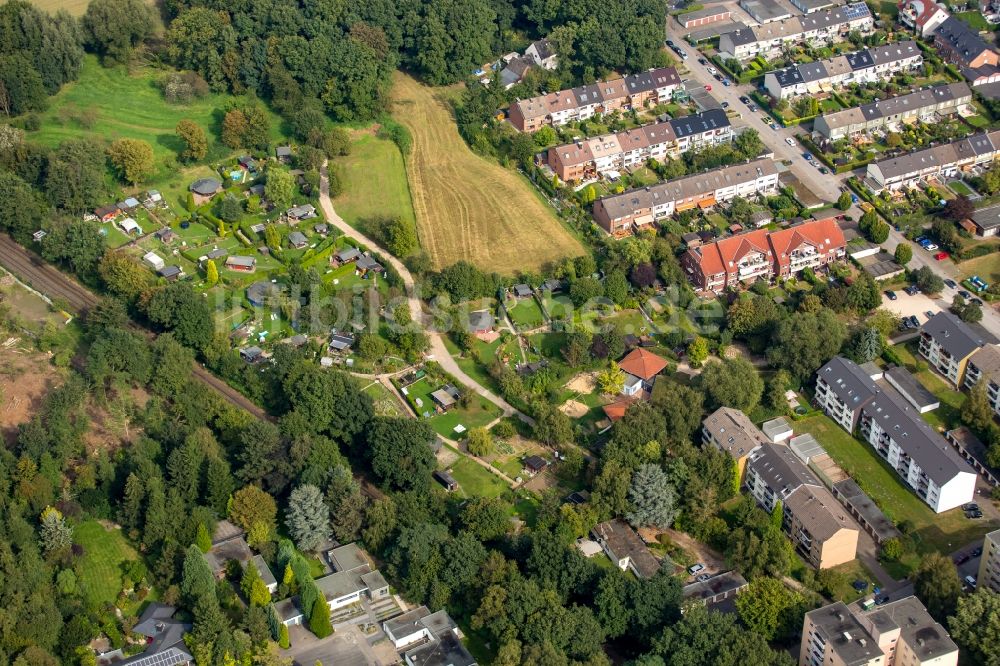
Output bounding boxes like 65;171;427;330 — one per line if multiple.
75;519;144;607
445;454;508;498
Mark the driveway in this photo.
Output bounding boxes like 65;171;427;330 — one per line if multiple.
284;624;381;666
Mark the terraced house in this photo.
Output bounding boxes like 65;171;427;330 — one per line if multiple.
815;356;977;513
719;3;873;61
865;130;1000;190
813;82;971;141
546;110;733;181
680;217;847;293
591;157;779;235
764;41;922;100
964;344;1000;416
934;16;1000;86
508;68;681;132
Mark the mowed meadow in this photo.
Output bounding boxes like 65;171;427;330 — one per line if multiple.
391;72;585;274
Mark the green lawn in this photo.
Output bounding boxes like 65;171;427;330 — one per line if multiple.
74;520;144;607
507;297;546;329
446;455;509;498
398;376;502;438
332;134;416;245
956;11;992;32
364;381;403;417
541;294;575;322
30;55;288;198
948;180;973;196
796;415;998;564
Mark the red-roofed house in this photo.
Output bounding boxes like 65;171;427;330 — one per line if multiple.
618;348;669;396
681;218;846;293
602;397;638;421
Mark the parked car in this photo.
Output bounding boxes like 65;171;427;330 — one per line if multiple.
924;243;939;251
959;289;972;299
925;310;935;319
707;65;717;74
713;73;723;82
802;152;812;160
965;575;977;588
974;546;983;557
704;84;712;91
955;553;971;564
785;137;795;146
963;503;980;511
698;57;707;65
819;167;829;174
722;79;730;86
688;563;705;575
666;39;675;47
966;509;984;519
915;236;927;243
886;290;897;300
945;279;958;289
739;96;751;104
852;580;869;592
908;315;920;328
875;596;890;605
696;573;712;582
935;251;949;260
747;103;757;112
904;285;918;295
973;297;984;306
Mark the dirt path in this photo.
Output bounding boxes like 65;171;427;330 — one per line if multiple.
318;163;534;426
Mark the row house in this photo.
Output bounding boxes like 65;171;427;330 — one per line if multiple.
719;2;873;61
591;158;779;235
508;68;680;132
801;597;958;666
546;110;732;181
764;41;922;100
865;130;1000;191
964;344;1000;417
745;443;859;569
681;217;846;293
934;16;1000;87
815;357;976;513
920;311;985;386
813;82;971;141
897;0;950;37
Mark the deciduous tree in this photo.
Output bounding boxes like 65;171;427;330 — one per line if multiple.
913;552;961;622
701;357;764;413
264;167;296;210
368;417;436;490
948;589;1000;666
83;0;152;63
107;138;155;185
175;119;208;162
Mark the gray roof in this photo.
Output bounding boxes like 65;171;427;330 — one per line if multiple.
336;247;362;262
680;5;733;21
681;570;749;602
971;204;1000;231
252;554;277;588
805;602;886;664
669;108;730;138
356;254;383;271
772;41;919;89
833;478;902;542
872;131;1000;180
329;542;368;572
385;606;431;638
857;596;958;661
190;178;221;195
315;569;367;601
158;265;182;278
529;38;555;61
592;519;661;578
702;406;768;459
883;365;939;410
361;569;388;592
288;204;316;219
119;603;192;666
226;255;256;267
404;633;476;666
968;344;1000;381
468;309;494;332
762;417;792;442
276;145;292;157
784;483;858;541
288;231;308;246
865;386;968;486
247;281;276;304
921;310;984;360
936;16;994;66
747;443;822;498
817;356;879;410
740;0;792;22
595;158;777;221
869;40;921;66
822;83;970;130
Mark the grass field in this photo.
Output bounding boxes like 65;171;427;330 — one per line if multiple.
30;56;287;204
390;72;585;273
796;415;998;566
446;455;509;498
333;134;417;243
958;248;1000;284
74;520;144;606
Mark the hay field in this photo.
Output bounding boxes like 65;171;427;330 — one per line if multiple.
391;72;584;274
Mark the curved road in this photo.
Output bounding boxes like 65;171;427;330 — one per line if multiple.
318;163;534;425
0;234;270;421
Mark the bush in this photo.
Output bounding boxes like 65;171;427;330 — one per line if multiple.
378;119;412;156
309;596;333;638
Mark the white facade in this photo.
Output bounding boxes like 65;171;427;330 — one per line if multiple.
814;375;861;432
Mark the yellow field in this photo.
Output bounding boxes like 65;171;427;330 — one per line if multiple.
391;72;585;274
15;0;162;29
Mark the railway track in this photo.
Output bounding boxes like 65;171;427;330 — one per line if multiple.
0;234;269;421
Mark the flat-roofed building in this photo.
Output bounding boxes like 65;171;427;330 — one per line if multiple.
968;204;1000;236
832;478;902;544
883;365;940;413
677;6;733;28
592;158;780;235
919;311;984;386
813;83;971;141
800;596;958;666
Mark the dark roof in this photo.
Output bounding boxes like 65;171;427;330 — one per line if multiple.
190;178;222;196
833;478;901;542
288;231;308;246
592;519;661;578
921;311;984;360
530;38;555;61
846;49;874;70
512;283;532;297
276;146;292;157
404;633;476;666
120;603;192;666
158;265;182;279
817;356;879;410
883;365;940;410
681;570;749;602
356;254;383;271
468;310;494;332
246;281;276;304
524;455;547;471
936;16;994;66
669;109;730;138
747;443;821;498
971;204;1000;231
805;602;885;664
858;597;959;661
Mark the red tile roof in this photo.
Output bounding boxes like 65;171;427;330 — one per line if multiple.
602;397;637;422
769;217;845;269
618;348;669;381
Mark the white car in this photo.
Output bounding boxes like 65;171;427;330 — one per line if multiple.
785;137;795;146
925;243;939;251
707;66;718;75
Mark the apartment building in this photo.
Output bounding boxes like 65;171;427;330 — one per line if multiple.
815;357;976;513
681;217;847;293
964;344;1000;416
814;355;881;431
764;41;923;100
919;311;985;386
719;3;874;61
978;528;1000;593
508;68;681;132
934;16;1000;86
813;82;971;142
865;130;1000;191
800;597;959;666
701;406;768;479
546;110;733;181
745;443;859;568
897;0;950;37
592;158;779;235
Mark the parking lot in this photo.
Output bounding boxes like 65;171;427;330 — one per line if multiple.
880;288;942;324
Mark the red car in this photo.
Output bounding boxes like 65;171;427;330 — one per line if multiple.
935;251;950;261
704;84;712;91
